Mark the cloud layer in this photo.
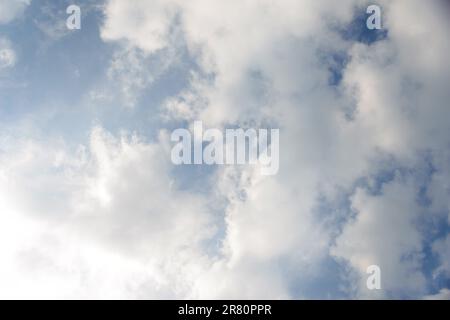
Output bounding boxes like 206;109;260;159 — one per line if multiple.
0;0;448;299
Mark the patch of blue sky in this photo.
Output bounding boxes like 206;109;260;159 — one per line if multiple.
319;5;388;88
341;4;388;45
0;1;109;139
285;254;351;299
104;53;198;139
0;0;198;146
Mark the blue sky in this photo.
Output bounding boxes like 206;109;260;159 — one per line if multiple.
0;0;449;299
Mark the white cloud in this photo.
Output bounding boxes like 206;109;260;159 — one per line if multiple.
101;0;179;53
0;38;16;69
93;0;450;298
0;127;216;298
0;0;31;24
1;0;449;299
331;176;426;298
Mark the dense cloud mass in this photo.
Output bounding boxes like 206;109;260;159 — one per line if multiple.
0;0;449;299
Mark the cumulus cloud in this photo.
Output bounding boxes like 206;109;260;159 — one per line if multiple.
331;176;427;298
0;0;448;299
96;0;450;299
0;127;216;298
0;0;31;24
101;0;179;53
